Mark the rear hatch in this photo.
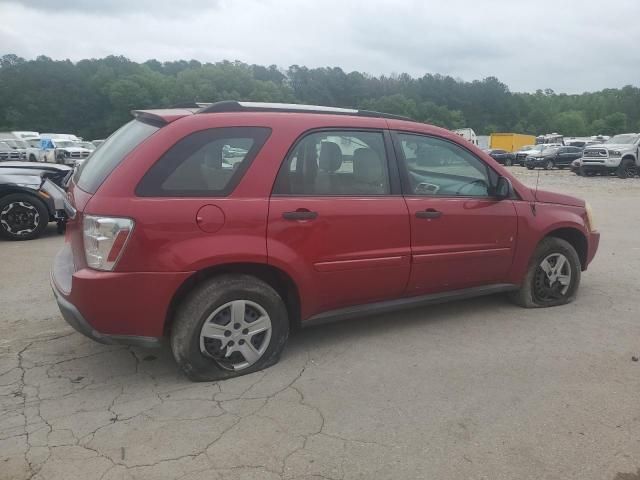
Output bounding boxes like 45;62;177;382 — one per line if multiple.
65;108;196;270
66;117;161;269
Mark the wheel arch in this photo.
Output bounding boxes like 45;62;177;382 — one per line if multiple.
164;262;302;336
544;227;588;270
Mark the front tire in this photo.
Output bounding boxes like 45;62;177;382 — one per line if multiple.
171;274;289;382
509;237;581;308
617;158;636;179
505;158;513;167
544;159;554;170
0;193;49;241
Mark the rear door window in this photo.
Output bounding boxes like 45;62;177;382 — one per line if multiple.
76;120;159;193
273;130;390;196
136;127;271;197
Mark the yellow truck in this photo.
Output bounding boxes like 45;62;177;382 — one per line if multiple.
489;133;536;152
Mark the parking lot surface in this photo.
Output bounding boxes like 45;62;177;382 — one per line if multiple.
1;169;639;480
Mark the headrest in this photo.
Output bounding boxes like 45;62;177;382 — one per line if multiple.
319;142;342;172
353;148;384;184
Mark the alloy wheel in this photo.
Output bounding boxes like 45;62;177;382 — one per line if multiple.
533;253;572;303
0;201;41;236
199;300;272;371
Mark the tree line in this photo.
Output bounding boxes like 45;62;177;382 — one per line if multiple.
1;54;639;140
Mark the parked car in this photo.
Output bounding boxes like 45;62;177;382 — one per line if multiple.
580;133;640;178
0;162;73;240
51;101;600;381
41;139;92;165
25;138;43;162
525;146;583;170
0;139;27;160
0;141;22;161
515;144;546;165
484;149;516;166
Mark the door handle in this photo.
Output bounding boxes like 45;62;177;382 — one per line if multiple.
416;209;442;219
282;209;318;221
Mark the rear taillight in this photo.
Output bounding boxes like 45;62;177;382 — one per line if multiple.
83;215;134;271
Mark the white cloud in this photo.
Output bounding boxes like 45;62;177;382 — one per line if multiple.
0;0;638;93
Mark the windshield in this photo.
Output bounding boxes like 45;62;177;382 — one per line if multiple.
14;140;28;148
55;140;75;148
519;145;534;151
606;134;639;145
541;146;559;154
0;142;10;151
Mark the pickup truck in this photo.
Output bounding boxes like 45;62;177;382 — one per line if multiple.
580;133;640;178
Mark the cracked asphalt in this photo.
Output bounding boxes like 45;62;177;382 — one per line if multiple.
1;170;639;480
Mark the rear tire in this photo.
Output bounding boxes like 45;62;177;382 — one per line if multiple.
171;274;289;382
509;237;581;308
0;193;49;241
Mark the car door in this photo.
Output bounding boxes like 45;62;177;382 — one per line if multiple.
392;132;518;295
268;129;411;317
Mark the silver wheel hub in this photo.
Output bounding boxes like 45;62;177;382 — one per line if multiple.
0;201;40;235
199;300;272;371
539;253;571;295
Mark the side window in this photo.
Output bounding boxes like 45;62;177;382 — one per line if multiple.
136;127;271;197
273;130;390;196
396;133;496;197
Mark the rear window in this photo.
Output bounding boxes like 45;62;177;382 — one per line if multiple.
75;120;159;193
136;127;271;197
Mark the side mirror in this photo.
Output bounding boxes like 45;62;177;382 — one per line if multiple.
495;176;512;200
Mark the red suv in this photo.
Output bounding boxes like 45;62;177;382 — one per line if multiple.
51;101;600;381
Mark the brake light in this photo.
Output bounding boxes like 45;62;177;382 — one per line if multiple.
83;215;134;271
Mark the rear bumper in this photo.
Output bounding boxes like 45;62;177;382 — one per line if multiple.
51;277;161;347
51;245;192;345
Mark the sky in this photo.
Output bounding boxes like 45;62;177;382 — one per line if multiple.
1;0;638;93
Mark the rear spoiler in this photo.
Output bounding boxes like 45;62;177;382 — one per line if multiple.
131;108;197;126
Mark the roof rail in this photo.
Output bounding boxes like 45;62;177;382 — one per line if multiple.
197;101;413;121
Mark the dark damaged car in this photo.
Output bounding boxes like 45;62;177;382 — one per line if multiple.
0;162;74;240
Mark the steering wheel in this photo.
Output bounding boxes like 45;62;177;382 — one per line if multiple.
455;179;488;196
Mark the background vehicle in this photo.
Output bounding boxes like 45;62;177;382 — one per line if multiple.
2;139;28;160
10;131;40;140
580;133;640;178
484;148;516;166
490;133;536;152
0;162;72;240
525;145;583;170
51;101;599;381
41;133;81;142
25;138;43;162
516;144;545;165
0;141;22;161
536;133;564;145
40;138;92;165
92;139;105;147
453;128;479;146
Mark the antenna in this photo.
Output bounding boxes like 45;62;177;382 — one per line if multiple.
531;169;540;216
